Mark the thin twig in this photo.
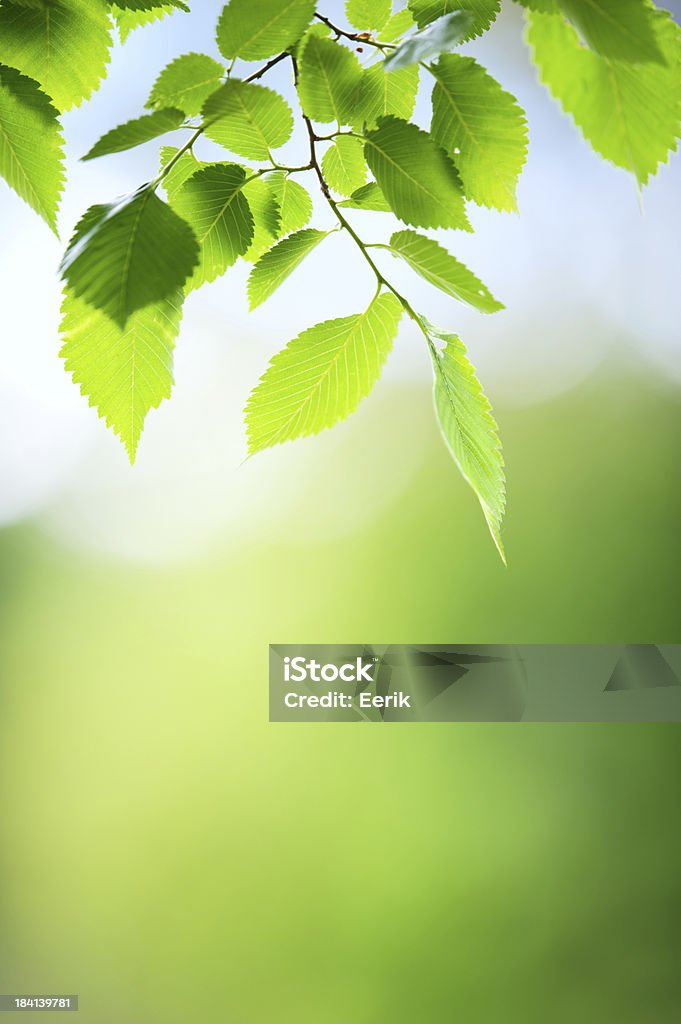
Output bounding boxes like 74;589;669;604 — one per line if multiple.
314;11;392;51
291;58;423;326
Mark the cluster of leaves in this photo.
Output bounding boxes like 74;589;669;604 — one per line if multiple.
0;1;680;560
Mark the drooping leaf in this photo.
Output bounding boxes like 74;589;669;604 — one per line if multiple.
378;8;415;42
60;187;199;326
322;136;367;196
345;0;391;30
147;53;225;117
242;175;281;261
83;108;185;161
430;54;528;211
527;7;681;186
353;62;419;130
408;0;500;41
363;116;471;230
0;63;64;232
246;292;403;452
216;0;316;61
0;0;113;111
385;11;473;70
297;32;363;124
60;287;183;462
388;230;503;313
248;228;330;309
158;145;205;200
203;80;293;160
172;164;254;290
338;180;391;211
266;171;313;235
559;0;663;64
427;321;506;561
111;2;186;42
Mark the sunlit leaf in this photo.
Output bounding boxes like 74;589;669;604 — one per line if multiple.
0;0;113;110
388;230;503;313
427;320;506;561
266;171;313;235
248;228;330;309
246;292;403;452
147;53;225;117
298;31;363;124
60;286;183;462
60;187;199;326
363;116;471;230
217;0;316;61
430;54;528;211
83;108;185;161
408;0;500;41
172;164;254;289
322;136;367;196
345;0;391;30
0;63;64;232
528;6;681;185
203;80;294;160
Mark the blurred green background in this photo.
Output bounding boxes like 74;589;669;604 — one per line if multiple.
1;368;680;1021
2;0;681;1020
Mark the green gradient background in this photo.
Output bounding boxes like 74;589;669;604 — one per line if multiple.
1;368;680;1020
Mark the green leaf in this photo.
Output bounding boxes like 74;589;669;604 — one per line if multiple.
0;63;64;232
60;287;183;462
338;180;391;211
408;0;500;41
111;2;186;42
216;0;315;61
111;0;188;8
345;0;391;30
60;187;199;327
387;230;503;313
203;80;293;160
428;322;506;561
172;164;254;290
248;228;329;309
298;32;363;124
518;1;665;63
147;53;225;117
158;145;205;200
513;1;556;10
242;175;281;262
430;54;528;211
160;147;272;262
363;116;471;230
0;0;113;111
322;136;367;196
385;11;473;70
353;62;419;130
246;292;403;453
266;171;313;235
379;9;415;42
558;1;663;64
82;108;185;161
527;7;681;186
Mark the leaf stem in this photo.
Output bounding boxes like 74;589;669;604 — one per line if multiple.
291;58;426;333
314;12;394;51
244;52;290;83
151;125;204;188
